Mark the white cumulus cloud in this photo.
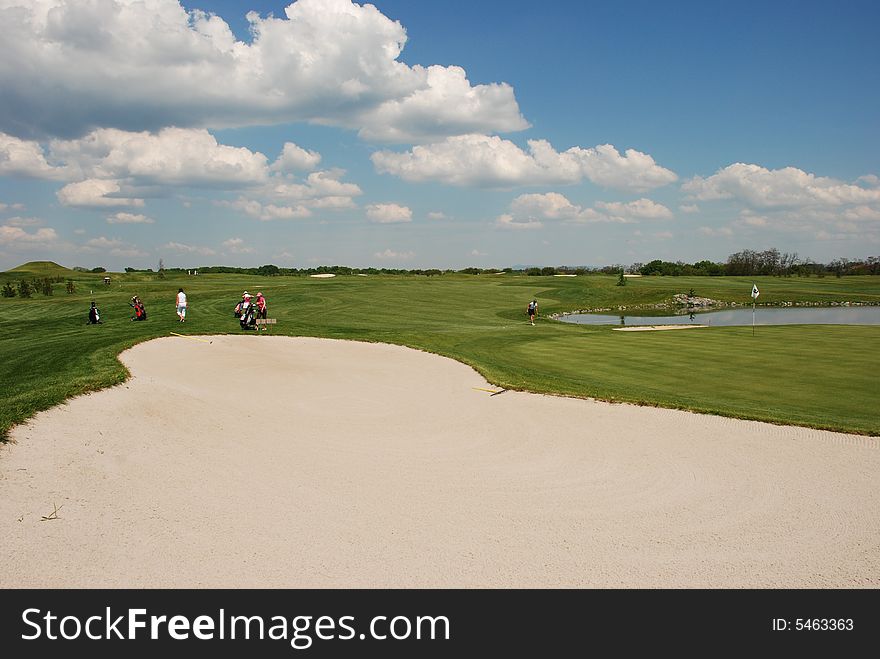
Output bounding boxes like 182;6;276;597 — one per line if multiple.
220;198;312;222
57;179;145;208
0;224;59;247
270;142;322;173
355;65;528;142
698;226;734;237
682;163;880;208
269;170;362;202
222;237;255;254
595;198;673;220
498;192;673;228
5;128;275;194
372;135;677;191
5;216;42;227
0;132;69;179
0;0;526;142
509;193;601;222
50;127;269;186
80;236;147;258
842;205;880;222
366;203;412;223
374;248;414;260
494;214;543;230
107;212;154;224
81;235;148;258
219;167;362;220
161;241;217;256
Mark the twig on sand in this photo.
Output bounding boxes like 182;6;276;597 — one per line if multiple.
170;332;213;344
40;502;62;521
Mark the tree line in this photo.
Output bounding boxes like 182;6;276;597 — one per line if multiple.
632;250;879;277
1;276;74;298
103;249;880;278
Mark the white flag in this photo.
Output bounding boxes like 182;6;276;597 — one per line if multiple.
751;284;759;299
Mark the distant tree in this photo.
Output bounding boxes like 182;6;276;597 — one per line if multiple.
640;259;664;275
158;258;166;279
257;264;280;276
66;279;76;294
828;258;849;278
90;267;106;273
540;266;556;276
616;270;626;286
17;280;32;298
780;252;799;276
760;248;781;275
725;250;759;276
692;260;723;276
125;267;137;273
1;282;15;298
40;278;53;295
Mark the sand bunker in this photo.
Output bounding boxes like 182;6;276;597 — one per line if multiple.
1;336;877;588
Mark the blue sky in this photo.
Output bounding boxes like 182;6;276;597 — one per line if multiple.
0;0;877;270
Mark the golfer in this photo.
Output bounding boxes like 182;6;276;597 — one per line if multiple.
176;288;188;322
527;299;538;325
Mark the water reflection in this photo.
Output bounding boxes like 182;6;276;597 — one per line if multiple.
560;306;880;327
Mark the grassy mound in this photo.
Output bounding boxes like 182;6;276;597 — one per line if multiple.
7;261;75;277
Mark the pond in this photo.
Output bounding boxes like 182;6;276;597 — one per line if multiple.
558;306;880;327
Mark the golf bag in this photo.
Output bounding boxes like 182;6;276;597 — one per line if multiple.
130;298;147;321
238;299;257;330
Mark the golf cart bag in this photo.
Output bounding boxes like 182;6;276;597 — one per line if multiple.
130;297;147;321
239;299;257;330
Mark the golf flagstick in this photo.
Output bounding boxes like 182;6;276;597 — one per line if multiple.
751;283;759;335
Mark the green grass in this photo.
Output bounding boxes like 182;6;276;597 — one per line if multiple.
1;265;879;438
6;260;77;278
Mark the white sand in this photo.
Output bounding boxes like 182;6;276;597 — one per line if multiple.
1;336;877;588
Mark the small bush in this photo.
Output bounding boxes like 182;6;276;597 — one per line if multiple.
1;282;15;298
17;280;32;298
